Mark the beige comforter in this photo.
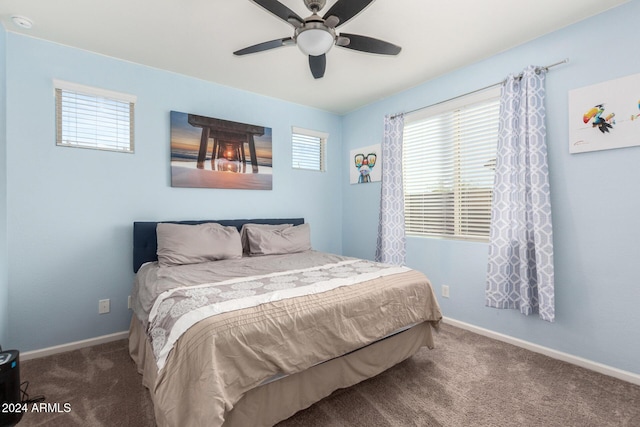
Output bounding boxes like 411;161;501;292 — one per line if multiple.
129;252;442;427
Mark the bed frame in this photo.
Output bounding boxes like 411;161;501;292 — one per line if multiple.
132;218;304;272
129;217;435;427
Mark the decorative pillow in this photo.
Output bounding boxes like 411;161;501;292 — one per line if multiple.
240;223;293;254
156;223;242;267
245;223;311;256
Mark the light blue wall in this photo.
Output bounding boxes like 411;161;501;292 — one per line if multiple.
342;1;640;375
2;2;638;378
0;26;7;348
3;33;342;351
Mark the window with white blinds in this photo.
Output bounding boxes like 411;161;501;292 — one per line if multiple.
54;80;135;153
403;88;500;241
292;127;327;171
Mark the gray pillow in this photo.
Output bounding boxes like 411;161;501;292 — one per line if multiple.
246;223;311;256
240;223;293;254
156;223;242;267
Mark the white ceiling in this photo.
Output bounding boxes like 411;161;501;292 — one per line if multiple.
0;0;629;114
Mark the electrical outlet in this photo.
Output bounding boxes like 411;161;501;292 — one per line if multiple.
99;299;110;314
128;295;132;310
441;285;450;298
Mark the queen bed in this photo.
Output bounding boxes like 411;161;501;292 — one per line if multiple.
128;218;442;427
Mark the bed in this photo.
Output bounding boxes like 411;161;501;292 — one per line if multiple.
128;218;442;427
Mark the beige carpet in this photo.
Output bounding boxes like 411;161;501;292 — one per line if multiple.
15;323;640;426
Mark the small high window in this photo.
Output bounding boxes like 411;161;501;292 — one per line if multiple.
292;127;327;171
54;80;135;153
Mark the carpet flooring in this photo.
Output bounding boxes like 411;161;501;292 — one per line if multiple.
14;323;640;426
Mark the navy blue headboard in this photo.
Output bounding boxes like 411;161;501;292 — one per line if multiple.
133;218;304;273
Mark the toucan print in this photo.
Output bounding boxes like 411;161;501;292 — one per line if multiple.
583;104;615;133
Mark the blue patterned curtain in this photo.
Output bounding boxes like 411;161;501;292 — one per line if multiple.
486;66;555;322
375;114;406;265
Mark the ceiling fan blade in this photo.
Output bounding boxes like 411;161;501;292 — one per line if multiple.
322;0;375;28
252;0;304;27
233;37;293;55
337;33;401;55
309;54;326;79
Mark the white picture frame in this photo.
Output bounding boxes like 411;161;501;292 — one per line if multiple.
349;144;382;184
569;73;640;154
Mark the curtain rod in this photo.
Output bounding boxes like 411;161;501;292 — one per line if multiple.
390;58;569;120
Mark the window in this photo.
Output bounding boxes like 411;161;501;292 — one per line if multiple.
291;127;327;171
54;80;135;153
403;88;500;241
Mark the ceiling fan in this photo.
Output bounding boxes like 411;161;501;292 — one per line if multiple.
233;0;402;79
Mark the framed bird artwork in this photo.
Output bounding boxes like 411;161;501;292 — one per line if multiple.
569;72;640;153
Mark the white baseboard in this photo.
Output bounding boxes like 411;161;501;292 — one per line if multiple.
442;317;640;386
20;331;129;361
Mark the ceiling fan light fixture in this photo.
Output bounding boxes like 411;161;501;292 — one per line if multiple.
235;0;402;79
296;26;334;56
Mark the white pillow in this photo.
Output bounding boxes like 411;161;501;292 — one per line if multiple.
156;223;242;266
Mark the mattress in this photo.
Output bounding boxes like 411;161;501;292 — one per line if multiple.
129;250;442;426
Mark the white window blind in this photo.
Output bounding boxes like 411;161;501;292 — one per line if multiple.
292;127;327;171
54;80;135;153
403;89;500;241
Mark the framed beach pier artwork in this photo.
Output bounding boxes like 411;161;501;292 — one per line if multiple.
569;72;640;154
170;111;273;189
